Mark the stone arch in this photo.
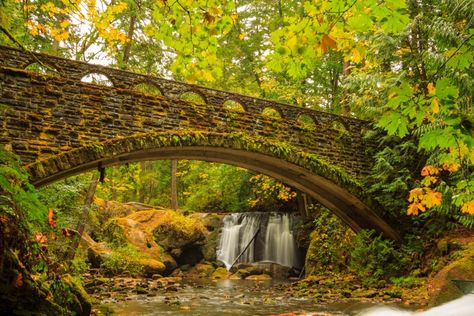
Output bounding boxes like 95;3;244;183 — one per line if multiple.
24;62;59;75
180;91;206;104
133;82;163;96
27;131;399;241
81;73;114;87
297;114;316;130
222;100;246;112
262;107;282;119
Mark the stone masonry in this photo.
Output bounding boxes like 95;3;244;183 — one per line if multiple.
0;45;372;177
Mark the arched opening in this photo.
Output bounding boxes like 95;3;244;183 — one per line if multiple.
332;120;349;133
262;107;282;119
28;132;399;241
222;100;245;112
81;73;114;86
24;62;59;75
332;120;351;139
180;91;206;104
297;114;316;130
134;82;163;96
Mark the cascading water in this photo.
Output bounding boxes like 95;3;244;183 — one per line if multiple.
216;212;302;270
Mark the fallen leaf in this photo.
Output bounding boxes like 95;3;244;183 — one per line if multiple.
48;208;56;227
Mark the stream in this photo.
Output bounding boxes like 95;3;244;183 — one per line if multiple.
103;279;407;316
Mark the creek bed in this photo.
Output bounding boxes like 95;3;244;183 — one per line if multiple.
102;279;396;315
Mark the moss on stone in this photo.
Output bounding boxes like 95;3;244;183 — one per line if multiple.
212;267;231;280
428;241;474;307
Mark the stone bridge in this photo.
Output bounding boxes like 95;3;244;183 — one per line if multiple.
0;45;399;240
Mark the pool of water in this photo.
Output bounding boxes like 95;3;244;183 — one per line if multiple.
104;279;385;316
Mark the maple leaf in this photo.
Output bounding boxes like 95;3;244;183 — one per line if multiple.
407;202;425;215
321;34;337;53
461;200;474;215
420;165;440;176
408;188;424;202
48;208;56;227
422;189;442;208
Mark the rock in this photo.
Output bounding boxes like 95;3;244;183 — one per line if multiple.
170;268;184;277
258;263;291;279
428;240;474;306
152;274;163;280
61;274;93;316
212;267;231;279
189;263;215;278
245;274;272;281
201;229;220;262
125;210;205;251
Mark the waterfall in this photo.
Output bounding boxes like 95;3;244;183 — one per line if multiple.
216;212;301;270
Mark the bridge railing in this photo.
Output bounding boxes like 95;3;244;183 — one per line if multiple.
0;45;370;135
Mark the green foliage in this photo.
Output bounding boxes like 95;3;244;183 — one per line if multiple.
305;206;354;275
38;174;91;228
365;134;423;218
348;230;400;287
100;245;146;277
0;147;47;231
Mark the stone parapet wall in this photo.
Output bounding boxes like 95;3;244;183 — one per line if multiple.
0;45;373;178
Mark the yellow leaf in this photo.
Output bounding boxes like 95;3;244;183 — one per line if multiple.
351;48;361;63
60;20;70;28
422;189;442;208
461;200;474;215
408;188;424;202
239;32;246;40
209;7;222;16
407;203;425;216
427;82;436;95
442;163;460;173
431;98;439;114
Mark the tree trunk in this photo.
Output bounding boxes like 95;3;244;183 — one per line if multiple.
341;60;351;115
171;160;178;210
121;14;137;69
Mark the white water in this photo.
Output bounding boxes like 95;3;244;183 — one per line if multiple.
216;212;301;270
264;213;297;268
359;294;474;316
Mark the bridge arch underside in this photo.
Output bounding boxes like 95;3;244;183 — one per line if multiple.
27;132;400;241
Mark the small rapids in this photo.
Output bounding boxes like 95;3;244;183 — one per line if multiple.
358;294;474;316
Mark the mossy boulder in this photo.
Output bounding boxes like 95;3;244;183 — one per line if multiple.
428;240;474;306
94;197;138;224
126;210;206;251
212;267;231;279
62;274;93;315
187;263;215;278
198;213;224;262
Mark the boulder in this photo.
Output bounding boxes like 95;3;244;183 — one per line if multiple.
245;274;272;281
211;267;231;279
428;240;474;306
